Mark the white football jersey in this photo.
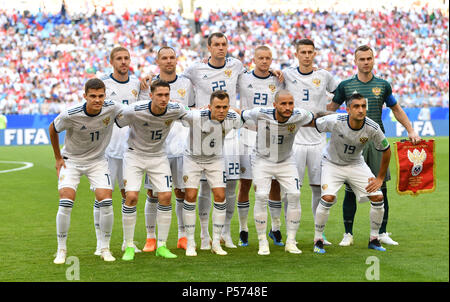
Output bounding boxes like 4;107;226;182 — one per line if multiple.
315;114;390;166
283;67;338;145
116;101;189;156
181;109;242;163
242;107;314;163
53;101;125;163
182;57;246;108
101;73;148;159
238;70;283;147
154;75;195;158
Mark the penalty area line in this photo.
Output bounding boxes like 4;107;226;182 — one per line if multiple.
0;161;34;173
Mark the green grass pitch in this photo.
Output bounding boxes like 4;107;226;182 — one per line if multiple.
0;137;448;282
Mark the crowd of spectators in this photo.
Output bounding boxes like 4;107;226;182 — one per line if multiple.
0;4;448;115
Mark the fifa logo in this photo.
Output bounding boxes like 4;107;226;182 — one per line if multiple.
407;148;427;176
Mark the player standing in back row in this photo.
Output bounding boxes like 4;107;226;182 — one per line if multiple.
283;39;339;245
142;46;195;253
237;45;284;247
328;45;420;247
93;46;147;255
182;32;246;249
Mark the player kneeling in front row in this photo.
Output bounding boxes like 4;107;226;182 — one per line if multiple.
312;93;391;254
241;89;322;256
49;78;126;264
181;91;242;256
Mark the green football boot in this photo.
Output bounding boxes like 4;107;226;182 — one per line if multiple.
122;246;135;261
156;246;177;259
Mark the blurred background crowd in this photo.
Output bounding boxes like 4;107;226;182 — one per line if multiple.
0;0;448;114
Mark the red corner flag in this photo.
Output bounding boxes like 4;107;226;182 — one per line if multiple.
394;139;436;195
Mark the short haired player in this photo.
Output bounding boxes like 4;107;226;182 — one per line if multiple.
181;91;242;256
49;78;125;264
116;80;189;261
313;93;391;254
241;89;324;255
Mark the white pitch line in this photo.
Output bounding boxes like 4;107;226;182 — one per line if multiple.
0;161;34;173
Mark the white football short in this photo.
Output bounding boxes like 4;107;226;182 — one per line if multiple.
58;158;112;191
123;150;172;193
252;156;300;195
239;153;253;180
320;158;383;203
144;156;184;191
183;155;226;189
293;141;327;186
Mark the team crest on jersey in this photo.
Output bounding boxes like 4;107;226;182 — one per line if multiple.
287;124;296;133
103;117;111;127
131;89;138;97
183;175;189;183
268;84;276;93
240;167;246;174
165;120;173;127
360;137;369;144
224;69;233;78
322;184;328;190
372;87;381;96
312;78;321;87
177;89;186;98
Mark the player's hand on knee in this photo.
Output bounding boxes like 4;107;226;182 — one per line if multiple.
55;158;66;178
366;177;383;193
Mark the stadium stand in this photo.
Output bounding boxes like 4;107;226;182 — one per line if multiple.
0;0;448;114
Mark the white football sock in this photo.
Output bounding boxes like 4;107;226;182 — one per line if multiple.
314;199;332;241
122;204;136;247
254;193;268;241
183;201;197;243
223;180;237;236
285;193;301;243
93;200;101;249
237;200;250;232
212;201;226;243
98;199;114;250
311;185;322;219
370;201;385;239
268;199;282;232
198;180;211;240
175;198;185;239
156;203;172;248
144;195;158;239
56;199;74;250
